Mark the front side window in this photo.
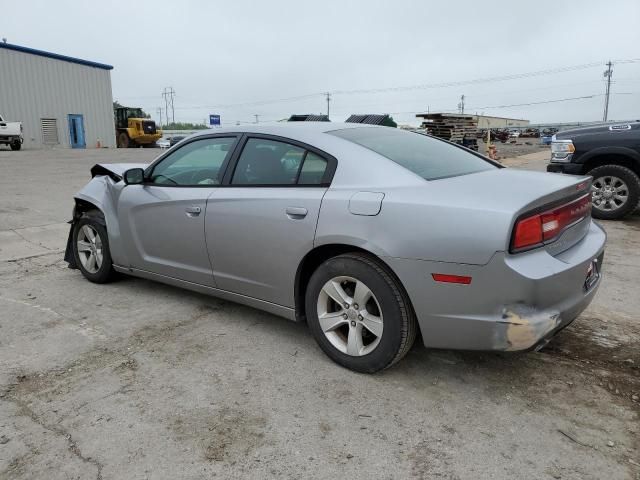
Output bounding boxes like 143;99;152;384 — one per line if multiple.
232;138;305;185
329;127;496;180
150;137;236;186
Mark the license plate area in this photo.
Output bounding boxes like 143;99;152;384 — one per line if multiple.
584;252;604;292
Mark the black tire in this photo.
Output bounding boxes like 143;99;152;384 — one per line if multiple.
117;132;130;148
588;164;640;220
305;253;417;373
72;211;116;283
10;141;21;151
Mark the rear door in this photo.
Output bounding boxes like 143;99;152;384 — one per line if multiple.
117;135;238;285
205;135;335;307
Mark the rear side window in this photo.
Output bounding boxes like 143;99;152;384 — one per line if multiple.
299;152;327;185
231;138;330;186
329;127;496;180
232;138;303;185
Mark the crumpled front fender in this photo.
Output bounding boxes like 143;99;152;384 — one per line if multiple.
66;175;126;266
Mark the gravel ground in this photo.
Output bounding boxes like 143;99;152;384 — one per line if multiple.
0;147;638;480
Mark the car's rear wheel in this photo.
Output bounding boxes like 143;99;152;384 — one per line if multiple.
73;212;115;283
589;164;640;220
305;253;417;373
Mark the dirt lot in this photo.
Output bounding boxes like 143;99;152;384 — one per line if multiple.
0;147;638;480
481;139;551;159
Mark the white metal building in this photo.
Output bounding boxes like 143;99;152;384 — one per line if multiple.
0;42;115;149
471;115;529;129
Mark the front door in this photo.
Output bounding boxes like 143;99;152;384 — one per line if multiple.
206;136;332;307
68;114;85;148
117;135;239;285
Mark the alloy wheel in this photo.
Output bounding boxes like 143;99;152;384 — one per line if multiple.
76;224;103;274
591;175;629;212
316;276;384;356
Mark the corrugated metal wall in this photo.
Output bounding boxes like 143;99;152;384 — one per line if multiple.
0;48;115;149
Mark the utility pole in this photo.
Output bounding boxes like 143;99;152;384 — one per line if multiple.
254;114;260;124
458;94;465;114
603;61;613;122
162;87;176;126
325;92;331;118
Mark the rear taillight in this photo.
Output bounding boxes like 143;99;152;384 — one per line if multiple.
511;194;591;252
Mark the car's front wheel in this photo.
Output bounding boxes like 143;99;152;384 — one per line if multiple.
73;212;115;283
305;253;417;373
10;140;21;151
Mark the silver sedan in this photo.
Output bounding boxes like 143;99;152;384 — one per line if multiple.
65;123;606;372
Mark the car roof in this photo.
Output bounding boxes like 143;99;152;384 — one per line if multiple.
188;121;380;138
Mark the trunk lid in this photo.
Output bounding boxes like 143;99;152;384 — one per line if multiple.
422;168;592;257
428;168;591;215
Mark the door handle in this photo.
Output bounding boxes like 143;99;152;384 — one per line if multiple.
185;205;201;217
286;207;308;219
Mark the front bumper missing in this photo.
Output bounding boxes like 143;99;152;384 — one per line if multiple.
63;220;77;269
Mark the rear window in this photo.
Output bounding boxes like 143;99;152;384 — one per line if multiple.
329;127;496;180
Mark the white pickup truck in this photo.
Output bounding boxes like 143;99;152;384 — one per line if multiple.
0;114;23;151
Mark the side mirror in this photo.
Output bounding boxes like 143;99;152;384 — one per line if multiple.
123;168;145;185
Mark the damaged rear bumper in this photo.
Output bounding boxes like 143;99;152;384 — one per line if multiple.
385;220;606;352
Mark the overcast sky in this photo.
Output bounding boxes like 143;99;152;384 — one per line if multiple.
4;0;640;126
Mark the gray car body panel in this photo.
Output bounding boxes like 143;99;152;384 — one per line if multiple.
205;186;326;307
72;123;606;352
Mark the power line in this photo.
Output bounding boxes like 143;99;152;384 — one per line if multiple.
327;94;607;117
461;95;604;111
137;58;640;113
330;63;605;96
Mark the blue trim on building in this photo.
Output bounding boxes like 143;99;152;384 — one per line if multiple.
0;42;113;70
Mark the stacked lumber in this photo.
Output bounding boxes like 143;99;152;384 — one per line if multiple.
416;113;478;145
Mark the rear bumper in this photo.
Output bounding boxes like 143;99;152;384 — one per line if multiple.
547;162;585;175
0;135;22;144
385;220;606;351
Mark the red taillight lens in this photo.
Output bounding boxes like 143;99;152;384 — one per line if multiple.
512;194;591;252
541;194;591;241
513;214;543;250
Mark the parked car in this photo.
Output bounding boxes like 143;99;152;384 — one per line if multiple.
489;129;510;143
509;129;521;138
169;135;186;147
547;121;640;219
520;128;540;138
157;138;171;149
65;123;605;372
0;114;23;150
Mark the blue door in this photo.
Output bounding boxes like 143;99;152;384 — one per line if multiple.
68;114;86;148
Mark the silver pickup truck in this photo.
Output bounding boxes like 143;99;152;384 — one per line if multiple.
0;114;23;151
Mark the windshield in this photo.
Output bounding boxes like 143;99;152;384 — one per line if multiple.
127;109;145;119
329;127;496;180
